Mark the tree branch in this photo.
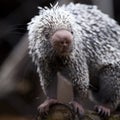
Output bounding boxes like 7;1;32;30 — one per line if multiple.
37;103;120;120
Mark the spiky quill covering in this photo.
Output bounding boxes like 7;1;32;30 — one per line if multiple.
27;3;89;95
27;3;120;107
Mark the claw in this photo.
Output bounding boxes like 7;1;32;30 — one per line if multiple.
98;107;102;114
69;101;84;117
94;105;111;118
38;99;59;118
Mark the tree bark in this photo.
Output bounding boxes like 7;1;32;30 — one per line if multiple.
37;103;120;120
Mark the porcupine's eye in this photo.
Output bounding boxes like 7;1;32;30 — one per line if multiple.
71;31;73;34
43;27;50;39
45;33;49;39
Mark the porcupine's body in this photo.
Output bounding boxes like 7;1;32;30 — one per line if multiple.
28;3;120;117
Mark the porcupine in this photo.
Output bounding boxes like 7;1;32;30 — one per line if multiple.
27;3;120;117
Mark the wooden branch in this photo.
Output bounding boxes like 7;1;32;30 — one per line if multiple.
36;103;120;120
36;103;75;120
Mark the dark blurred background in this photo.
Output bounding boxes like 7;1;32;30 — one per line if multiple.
0;0;119;120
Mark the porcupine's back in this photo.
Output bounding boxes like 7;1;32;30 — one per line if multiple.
63;3;120;68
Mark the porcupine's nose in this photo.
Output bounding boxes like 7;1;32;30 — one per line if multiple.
51;29;73;55
52;30;73;46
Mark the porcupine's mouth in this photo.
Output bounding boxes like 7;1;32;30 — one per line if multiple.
57;46;73;56
64;47;72;52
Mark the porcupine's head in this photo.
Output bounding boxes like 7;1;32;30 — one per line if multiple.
27;3;78;57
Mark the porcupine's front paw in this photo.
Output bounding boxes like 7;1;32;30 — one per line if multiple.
94;104;111;118
70;101;84;118
38;98;59;117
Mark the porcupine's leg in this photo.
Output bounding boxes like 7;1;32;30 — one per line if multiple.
67;60;89;118
60;67;85;117
37;70;59;117
94;64;120;117
70;86;85;117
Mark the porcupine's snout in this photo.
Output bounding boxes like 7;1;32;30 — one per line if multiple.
50;29;73;56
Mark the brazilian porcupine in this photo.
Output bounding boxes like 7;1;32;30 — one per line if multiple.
27;3;120;117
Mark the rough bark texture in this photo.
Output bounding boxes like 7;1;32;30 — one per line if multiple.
37;103;120;120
